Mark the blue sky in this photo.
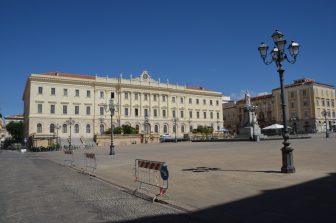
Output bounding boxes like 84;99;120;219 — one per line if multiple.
0;0;335;116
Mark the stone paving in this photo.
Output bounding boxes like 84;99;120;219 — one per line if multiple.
38;133;336;214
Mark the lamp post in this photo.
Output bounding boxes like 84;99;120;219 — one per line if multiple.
144;115;149;143
100;99;117;155
258;30;300;173
322;109;330;138
173;117;179;143
289;117;297;135
65;118;75;148
55;123;61;148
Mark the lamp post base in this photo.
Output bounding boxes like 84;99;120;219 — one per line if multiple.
109;145;115;155
281;147;295;173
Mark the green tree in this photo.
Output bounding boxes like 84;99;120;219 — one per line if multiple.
122;125;137;134
6;122;24;143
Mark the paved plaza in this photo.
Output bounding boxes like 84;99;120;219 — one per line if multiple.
36;133;336;222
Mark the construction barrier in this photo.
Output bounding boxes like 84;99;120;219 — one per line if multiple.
134;159;169;202
63;149;74;166
84;153;96;175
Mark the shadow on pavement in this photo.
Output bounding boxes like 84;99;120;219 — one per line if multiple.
115;173;336;223
182;167;281;173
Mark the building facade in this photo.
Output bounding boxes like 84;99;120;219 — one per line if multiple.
223;78;336;133
23;71;223;146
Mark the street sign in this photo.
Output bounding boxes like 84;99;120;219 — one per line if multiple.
160;164;169;180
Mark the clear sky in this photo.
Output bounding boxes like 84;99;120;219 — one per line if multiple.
0;0;335;116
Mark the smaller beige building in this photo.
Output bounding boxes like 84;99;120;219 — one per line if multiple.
224;78;336;133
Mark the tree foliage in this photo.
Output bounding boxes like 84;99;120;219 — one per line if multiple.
192;125;214;134
104;125;137;135
6;122;24;142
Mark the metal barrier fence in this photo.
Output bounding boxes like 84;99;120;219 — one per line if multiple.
84;153;96;175
134;159;169;202
63;150;74;166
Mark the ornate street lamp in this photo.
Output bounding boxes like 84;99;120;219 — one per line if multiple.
322;109;330;138
65;118;75;148
258;30;300;173
55;123;61;147
100;99;117;155
173;117;179;143
99;117;104;135
144;114;150;143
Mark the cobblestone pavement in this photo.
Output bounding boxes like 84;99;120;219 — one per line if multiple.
0;150;197;223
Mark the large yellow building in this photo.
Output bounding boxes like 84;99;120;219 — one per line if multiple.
23;71;223;146
224;78;336;133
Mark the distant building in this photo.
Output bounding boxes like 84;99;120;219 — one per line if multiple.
223;78;336;133
5;114;24;123
23;71;224;147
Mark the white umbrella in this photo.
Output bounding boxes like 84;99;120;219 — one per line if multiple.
262;124;287;130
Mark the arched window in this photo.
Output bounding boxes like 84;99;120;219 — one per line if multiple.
50;124;55;133
190;125;193;132
100;124;104;135
86;124;91;133
63;124;67;133
37;123;42;133
181;125;185;133
74;124;79;133
154;125;159;133
135;125;140;133
164;125;168;134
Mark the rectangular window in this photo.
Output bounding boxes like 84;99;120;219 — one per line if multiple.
86;106;91;115
87;90;91;98
75;106;79;115
172;110;176;118
111;92;115;99
303;100;308;106
135;108;139;117
316;99;319;106
172;97;175;103
196;99;199;105
100;107;104;115
134;93;139;100
210;100;213;106
180;97;184;103
144;109;148;117
51;88;55;95
197;111;200;119
217;112;220;119
180;111;184;118
210;111;213;119
332;100;335;107
216;100;219;106
153;95;157;101
144;94;148;101
189;98;192;104
63;105;67;114
38;104;42;113
50;104;55;114
303;90;307;97
189;111;192;118
124;92;128;99
38;87;43;95
162;95;166;102
327;100;330;107
153;109;157;117
162;109;166;118
291;92;294;98
75;89;79;97
322;99;325;107
100;91;104;98
63;88;68;96
304;111;308;117
203;111;207;119
203;99;206;105
291;102;295;108
124;108;129;116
